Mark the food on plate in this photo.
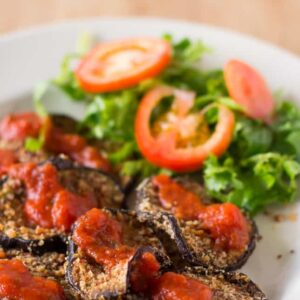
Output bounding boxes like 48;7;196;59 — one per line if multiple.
0;112;111;172
0;247;79;299
66;208;266;299
3;33;299;298
66;208;169;299
224;59;275;123
135;175;256;270
163;266;267;300
135;86;235;171
43;34;300;216
0;258;66;299
75;38;171;93
0;157;123;254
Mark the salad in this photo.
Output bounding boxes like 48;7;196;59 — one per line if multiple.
36;34;300;216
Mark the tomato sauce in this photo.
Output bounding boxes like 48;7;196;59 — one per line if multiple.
152;272;212;300
0;112;41;142
0;149;18;176
8;162;97;231
129;252;161;294
0;112;111;172
0;259;66;300
73;208;135;267
153;175;250;251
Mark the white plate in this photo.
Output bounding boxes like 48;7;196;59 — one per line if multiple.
1;17;300;300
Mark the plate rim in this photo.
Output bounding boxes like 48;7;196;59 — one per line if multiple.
1;16;299;63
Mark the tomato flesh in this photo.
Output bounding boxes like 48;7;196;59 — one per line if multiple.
153;175;250;251
224;59;275;123
0;259;66;300
76;38;171;93
135;86;235;172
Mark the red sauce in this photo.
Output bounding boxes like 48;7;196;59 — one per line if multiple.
0;112;41;142
153;174;202;220
130;252;161;294
8;162;97;231
0;149;17;175
44;117;111;172
73;208;135;267
0;112;111;172
0;259;66;300
153;175;250;251
152;272;212;300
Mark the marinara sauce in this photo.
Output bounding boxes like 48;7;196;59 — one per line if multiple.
0;259;66;300
73;208;135;267
152;272;212;300
153;175;250;251
8;162;97;231
44;117;111;172
0;112;41;142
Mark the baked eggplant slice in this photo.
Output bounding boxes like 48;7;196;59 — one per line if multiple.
1;247;81;300
0;160;124;254
0;176;66;254
135;176;257;271
66;208;170;300
148;266;267;300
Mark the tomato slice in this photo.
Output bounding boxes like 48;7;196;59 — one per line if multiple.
76;38;171;93
224;59;275;123
135;86;235;172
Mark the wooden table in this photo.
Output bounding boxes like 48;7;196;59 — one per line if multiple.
1;0;299;56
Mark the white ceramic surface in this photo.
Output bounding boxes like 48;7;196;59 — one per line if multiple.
1;17;300;300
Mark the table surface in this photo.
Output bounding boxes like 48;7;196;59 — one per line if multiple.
1;0;299;56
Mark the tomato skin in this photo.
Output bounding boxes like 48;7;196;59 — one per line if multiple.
135;86;235;172
224;59;275;123
76;38;171;93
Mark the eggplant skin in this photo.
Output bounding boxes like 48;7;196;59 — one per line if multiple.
181;266;267;300
0;233;66;255
135;177;257;271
